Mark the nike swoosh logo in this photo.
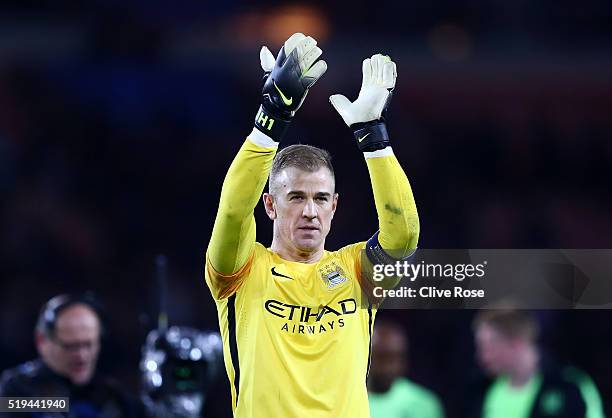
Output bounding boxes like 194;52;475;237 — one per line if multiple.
271;267;293;280
273;81;293;106
358;133;371;142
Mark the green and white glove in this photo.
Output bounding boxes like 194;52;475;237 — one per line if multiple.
329;54;397;152
254;33;327;142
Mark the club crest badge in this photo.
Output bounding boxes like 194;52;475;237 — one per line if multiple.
319;262;349;290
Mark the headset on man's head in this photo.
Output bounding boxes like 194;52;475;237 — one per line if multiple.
36;292;106;337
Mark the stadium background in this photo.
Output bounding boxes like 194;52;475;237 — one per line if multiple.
0;0;610;415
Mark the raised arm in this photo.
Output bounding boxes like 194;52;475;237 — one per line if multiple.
207;135;277;275
364;147;419;253
206;33;327;296
330;54;419;284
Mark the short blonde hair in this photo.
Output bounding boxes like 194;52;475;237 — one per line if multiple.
269;144;335;194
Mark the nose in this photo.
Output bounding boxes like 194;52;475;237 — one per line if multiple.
302;199;317;219
73;348;89;362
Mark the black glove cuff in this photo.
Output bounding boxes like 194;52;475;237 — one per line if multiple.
254;104;292;143
351;121;390;152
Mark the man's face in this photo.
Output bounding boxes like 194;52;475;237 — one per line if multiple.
264;166;338;254
475;323;518;376
37;304;101;386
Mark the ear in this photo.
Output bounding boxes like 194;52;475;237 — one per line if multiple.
330;193;339;219
263;193;277;220
34;330;47;356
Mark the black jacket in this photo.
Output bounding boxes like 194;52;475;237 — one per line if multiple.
0;359;144;418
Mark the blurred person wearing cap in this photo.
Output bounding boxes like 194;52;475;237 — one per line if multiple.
0;294;144;417
466;308;605;418
368;320;445;418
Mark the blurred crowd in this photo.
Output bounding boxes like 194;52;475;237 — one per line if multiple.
0;0;610;416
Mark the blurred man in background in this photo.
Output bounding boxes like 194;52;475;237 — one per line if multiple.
368;320;445;418
468;308;605;418
0;294;143;417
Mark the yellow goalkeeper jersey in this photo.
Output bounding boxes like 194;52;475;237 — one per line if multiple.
206;241;376;418
204;130;419;418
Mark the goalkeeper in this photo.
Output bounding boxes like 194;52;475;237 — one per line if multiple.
204;32;419;418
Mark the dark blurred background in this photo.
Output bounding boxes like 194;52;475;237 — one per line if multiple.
0;0;610;415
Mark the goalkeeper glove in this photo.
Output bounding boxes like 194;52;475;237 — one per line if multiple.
329;54;397;152
254;33;327;142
